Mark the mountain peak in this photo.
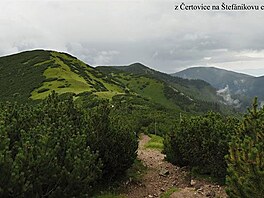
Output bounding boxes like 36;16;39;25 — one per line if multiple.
177;66;253;78
128;62;148;68
113;62;156;76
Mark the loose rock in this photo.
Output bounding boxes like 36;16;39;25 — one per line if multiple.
159;168;169;176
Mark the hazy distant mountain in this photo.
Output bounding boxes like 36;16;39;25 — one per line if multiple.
172;67;264;109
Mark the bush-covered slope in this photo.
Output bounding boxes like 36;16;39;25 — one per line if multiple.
113;63;220;103
0;50;125;102
30;51;124;100
0;50;231;115
0;50;50;102
97;65;227;114
0;92;138;197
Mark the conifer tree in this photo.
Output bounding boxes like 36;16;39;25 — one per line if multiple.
226;98;264;198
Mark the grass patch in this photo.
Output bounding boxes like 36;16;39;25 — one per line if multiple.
145;134;164;151
93;193;125;198
95;91;122;100
30;51;125;100
116;74;177;110
160;187;179;198
30;52;94;100
126;159;147;183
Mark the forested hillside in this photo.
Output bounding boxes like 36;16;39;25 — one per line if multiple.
0;50;124;102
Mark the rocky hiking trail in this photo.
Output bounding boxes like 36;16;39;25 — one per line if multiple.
122;134;227;198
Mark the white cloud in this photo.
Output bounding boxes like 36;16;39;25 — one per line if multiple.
94;50;120;65
217;85;241;108
236;50;264;58
0;0;264;75
65;42;119;65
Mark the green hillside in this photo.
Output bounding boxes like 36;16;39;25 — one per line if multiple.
113;63;220;103
98;64;224;113
0;50;230;114
0;50;50;102
0;50;125;102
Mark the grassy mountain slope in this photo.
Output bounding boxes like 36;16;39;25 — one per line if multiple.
97;65;225;113
0;50;125;102
113;63;219;103
0;50;230;114
96;66;177;110
30;51;125;100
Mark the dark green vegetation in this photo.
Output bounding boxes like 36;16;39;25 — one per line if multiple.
164;112;239;180
0;93;137;197
226;98;264;198
173;66;264;110
0;50;50;102
164;99;264;196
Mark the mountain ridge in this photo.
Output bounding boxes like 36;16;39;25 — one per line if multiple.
0;50;228;114
172;66;264;109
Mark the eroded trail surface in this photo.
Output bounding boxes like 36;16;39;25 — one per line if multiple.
123;134;227;198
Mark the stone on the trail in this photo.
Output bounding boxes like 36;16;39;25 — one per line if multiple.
194;184;203;190
197;188;204;196
159;168;169;176
206;190;216;197
148;195;153;198
190;179;196;186
160;187;165;192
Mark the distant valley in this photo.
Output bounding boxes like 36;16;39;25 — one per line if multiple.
173;67;264;110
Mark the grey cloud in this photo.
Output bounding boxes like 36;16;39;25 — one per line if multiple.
66;43;120;65
1;0;264;75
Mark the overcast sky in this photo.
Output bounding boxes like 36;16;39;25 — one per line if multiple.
1;0;264;76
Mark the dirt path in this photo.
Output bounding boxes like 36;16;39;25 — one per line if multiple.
122;134;227;198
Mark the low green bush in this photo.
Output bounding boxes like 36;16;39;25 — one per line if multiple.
164;112;238;179
0;92;138;197
37;88;50;93
87;101;138;180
